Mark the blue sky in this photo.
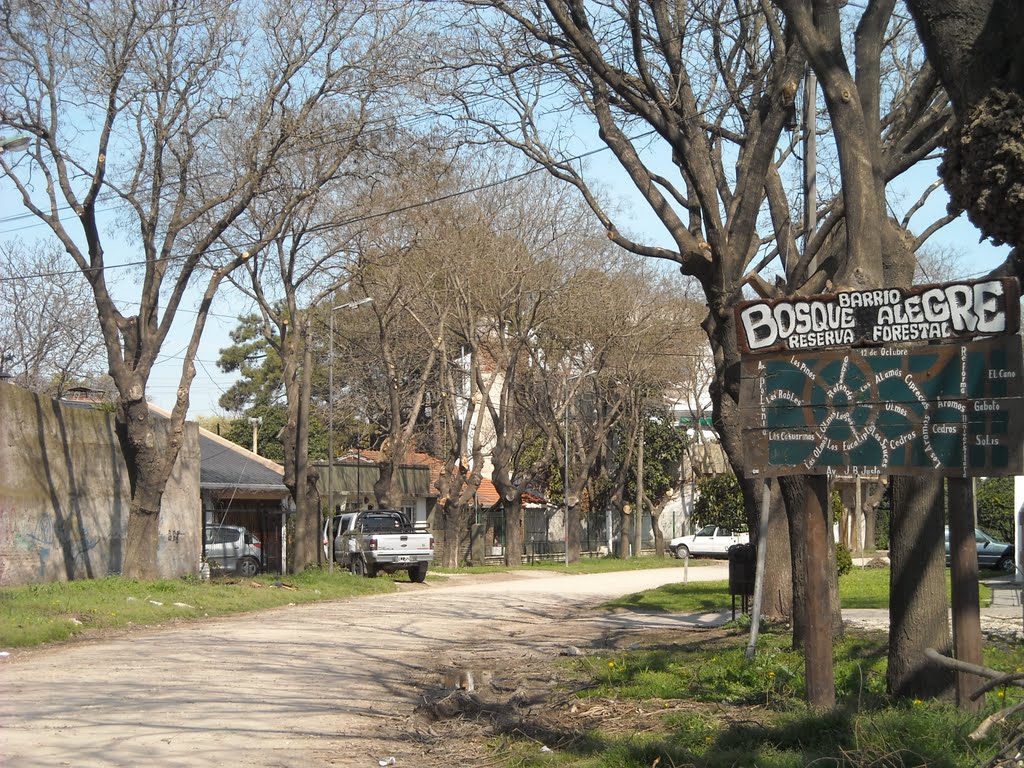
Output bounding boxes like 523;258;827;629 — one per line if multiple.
0;134;1011;419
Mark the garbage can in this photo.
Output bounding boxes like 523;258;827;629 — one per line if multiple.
727;542;756;619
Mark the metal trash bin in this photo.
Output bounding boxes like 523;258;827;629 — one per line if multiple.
728;543;756;619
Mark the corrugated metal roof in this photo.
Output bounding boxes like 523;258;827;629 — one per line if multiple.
199;432;286;490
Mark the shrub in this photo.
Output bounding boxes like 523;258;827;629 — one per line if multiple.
836;543;853;577
694;473;747;531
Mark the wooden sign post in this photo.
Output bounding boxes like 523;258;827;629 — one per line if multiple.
735;278;1022;709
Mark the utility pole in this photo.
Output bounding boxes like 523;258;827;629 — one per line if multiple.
634;415;645;557
327;297;374;574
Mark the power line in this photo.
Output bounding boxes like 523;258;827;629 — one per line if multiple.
0;133;644;282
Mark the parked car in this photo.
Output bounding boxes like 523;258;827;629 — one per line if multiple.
668;525;749;559
333;510;434;582
944;527;1015;573
205;524;262;577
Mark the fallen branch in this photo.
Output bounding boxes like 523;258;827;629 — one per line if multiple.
925;647;1024;741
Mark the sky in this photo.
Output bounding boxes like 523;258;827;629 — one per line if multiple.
0;129;1012;420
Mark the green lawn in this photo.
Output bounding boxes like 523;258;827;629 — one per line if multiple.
494;624;1024;768
605;565;994;613
0;569;395;648
0;555;696;649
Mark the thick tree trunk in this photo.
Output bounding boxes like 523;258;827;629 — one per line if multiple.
617;507;630;558
118;397;179;579
903;1;1024;268
122;501;162;579
566;501;581;563
706;300;795;621
903;0;1024;118
504;497;523;566
436;500;470;568
887;474;954;699
282;341;317;572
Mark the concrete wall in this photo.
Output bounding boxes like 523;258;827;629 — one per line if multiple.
0;382;200;585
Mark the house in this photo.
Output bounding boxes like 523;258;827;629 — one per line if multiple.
314;447;557;563
197;427;290;575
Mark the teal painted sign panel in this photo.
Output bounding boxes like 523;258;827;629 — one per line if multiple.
739;336;1024;477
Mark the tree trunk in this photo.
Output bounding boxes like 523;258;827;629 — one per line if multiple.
566;501;582;562
903;0;1024;119
780;474;844;649
887;474;954;699
710;310;794;623
618;507;631;558
504;497;523;566
649;500;666;558
282;337;318;572
118;397;178;579
436;500;469;568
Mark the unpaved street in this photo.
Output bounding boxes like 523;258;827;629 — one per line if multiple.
0;566;728;768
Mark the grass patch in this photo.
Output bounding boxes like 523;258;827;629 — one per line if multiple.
604;566;995;613
0;555;694;649
503;628;1024;767
0;568;395;648
434;554;703;576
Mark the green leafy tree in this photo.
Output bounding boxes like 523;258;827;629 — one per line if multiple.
217;315;284;412
626;408;687;556
976;477;1015;542
217;318;329;461
693;473;746;533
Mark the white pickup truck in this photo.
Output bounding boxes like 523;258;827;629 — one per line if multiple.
668;525;749;559
332;510;434;582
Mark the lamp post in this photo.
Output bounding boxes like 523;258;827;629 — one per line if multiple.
327;296;373;573
564;370;596;565
0;134;31;155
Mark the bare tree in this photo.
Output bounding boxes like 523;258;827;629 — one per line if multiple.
774;0;956;698
0;0;400;578
900;0;1024;271
220;15;430;570
0;240;106;396
444;0;951;626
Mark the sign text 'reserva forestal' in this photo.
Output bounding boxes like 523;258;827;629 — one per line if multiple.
736;278;1019;354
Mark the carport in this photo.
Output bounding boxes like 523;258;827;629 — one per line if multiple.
199;429;290;575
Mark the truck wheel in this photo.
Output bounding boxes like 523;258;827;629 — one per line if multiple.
409;562;428;583
351;557;368;578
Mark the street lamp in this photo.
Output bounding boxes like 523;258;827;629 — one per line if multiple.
564;370;596;565
326;296;373;573
0;134;31;154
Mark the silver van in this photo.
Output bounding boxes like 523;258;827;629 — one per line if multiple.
204;524;262;577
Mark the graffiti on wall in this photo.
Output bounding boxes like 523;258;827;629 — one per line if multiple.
1;506;100;581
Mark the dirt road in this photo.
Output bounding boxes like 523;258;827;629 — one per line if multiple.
0;565;728;768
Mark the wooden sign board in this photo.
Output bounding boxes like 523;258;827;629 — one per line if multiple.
735;278;1019;354
738;336;1024;477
